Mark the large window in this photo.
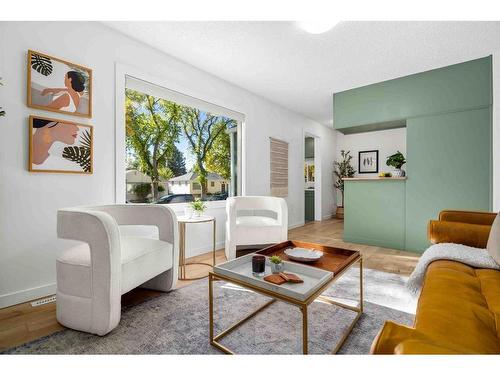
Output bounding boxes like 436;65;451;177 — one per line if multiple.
125;77;241;204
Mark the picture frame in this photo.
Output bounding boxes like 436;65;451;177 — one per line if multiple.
29;115;93;174
27;50;92;118
358;150;379;174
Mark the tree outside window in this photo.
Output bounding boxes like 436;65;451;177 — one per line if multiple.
125;88;237;203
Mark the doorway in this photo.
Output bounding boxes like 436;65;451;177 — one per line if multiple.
304;132;321;223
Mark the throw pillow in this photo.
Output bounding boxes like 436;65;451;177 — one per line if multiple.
487;213;500;264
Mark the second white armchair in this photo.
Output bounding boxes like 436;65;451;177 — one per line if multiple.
225;196;288;260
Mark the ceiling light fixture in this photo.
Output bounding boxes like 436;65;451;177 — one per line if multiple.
297;21;339;34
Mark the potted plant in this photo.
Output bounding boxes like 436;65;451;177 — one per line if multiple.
190;198;207;218
269;255;284;274
386;151;406;177
333;150;355;219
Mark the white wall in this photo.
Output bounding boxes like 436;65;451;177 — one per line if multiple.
334;127;406;205
0;21;336;308
335;128;407;176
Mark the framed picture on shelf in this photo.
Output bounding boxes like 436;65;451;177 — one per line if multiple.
29;115;93;174
358;150;379;174
27;50;92;118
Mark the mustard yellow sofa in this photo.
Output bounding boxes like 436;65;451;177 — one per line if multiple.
371;210;500;354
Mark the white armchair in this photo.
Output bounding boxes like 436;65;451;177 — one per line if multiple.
225;196;288;260
56;204;178;336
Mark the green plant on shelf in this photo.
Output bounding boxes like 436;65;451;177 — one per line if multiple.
386;151;406;170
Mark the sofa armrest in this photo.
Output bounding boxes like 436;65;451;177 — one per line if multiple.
428;220;491;248
438;210;496;226
371;321;463;354
395;340;461;354
371;321;416;354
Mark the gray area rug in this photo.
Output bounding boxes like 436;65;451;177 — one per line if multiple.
4;267;416;354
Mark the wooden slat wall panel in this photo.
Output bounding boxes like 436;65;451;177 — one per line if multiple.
270;137;288;197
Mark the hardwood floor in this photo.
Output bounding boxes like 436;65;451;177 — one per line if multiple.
0;218;420;351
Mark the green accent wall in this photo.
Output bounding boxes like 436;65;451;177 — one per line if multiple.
344;180;406;250
335;56;492;253
334;56;492;132
405;108;492;251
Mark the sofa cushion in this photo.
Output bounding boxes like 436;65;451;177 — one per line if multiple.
487;213;500;265
414;260;500;353
57;236;173;297
236;216;279;227
372;260;500;354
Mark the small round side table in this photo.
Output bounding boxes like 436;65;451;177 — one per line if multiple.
177;215;216;280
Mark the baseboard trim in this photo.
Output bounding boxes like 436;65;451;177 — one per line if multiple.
289;221;305;230
0;283;56;309
343;236;406;251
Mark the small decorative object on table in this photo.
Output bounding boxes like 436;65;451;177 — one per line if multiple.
264;272;303;285
252;254;266;277
269;255;285;274
386;151;406;177
378;172;392;178
284;247;323;262
190;198;206;218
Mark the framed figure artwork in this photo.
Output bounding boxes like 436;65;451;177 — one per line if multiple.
29;115;93;174
27;50;92;118
358;150;379;174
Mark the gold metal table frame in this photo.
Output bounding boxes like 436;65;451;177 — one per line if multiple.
178;216;216;281
208;257;363;354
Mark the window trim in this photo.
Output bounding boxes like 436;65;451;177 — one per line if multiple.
115;63;244;205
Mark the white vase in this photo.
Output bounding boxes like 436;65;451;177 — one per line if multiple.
270;262;285;274
392;169;405;177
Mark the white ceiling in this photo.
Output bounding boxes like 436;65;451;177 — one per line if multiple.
106;21;500;126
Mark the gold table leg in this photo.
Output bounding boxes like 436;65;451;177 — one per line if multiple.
301;304;308;354
179;219;217;281
209;273;214;342
213;219;216;266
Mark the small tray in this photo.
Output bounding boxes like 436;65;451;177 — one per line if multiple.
257;240;360;275
213;254;333;302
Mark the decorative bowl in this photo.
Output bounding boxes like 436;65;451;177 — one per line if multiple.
284;247;323;262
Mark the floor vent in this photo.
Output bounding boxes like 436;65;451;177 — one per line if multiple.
30;295;56;307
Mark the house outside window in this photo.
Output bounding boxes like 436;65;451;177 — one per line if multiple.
124;76;242;204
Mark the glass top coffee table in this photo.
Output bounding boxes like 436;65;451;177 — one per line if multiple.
208;240;363;354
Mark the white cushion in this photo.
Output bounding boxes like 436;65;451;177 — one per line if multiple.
236;216;279;227
57;236;173;297
487;213;500;265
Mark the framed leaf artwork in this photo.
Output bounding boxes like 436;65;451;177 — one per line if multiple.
358;150;379;174
27;50;92;118
29;115;93;174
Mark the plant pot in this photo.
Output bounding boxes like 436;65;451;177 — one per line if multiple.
336;206;344;220
392;169;406;177
193;210;204;218
270;262;284;274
